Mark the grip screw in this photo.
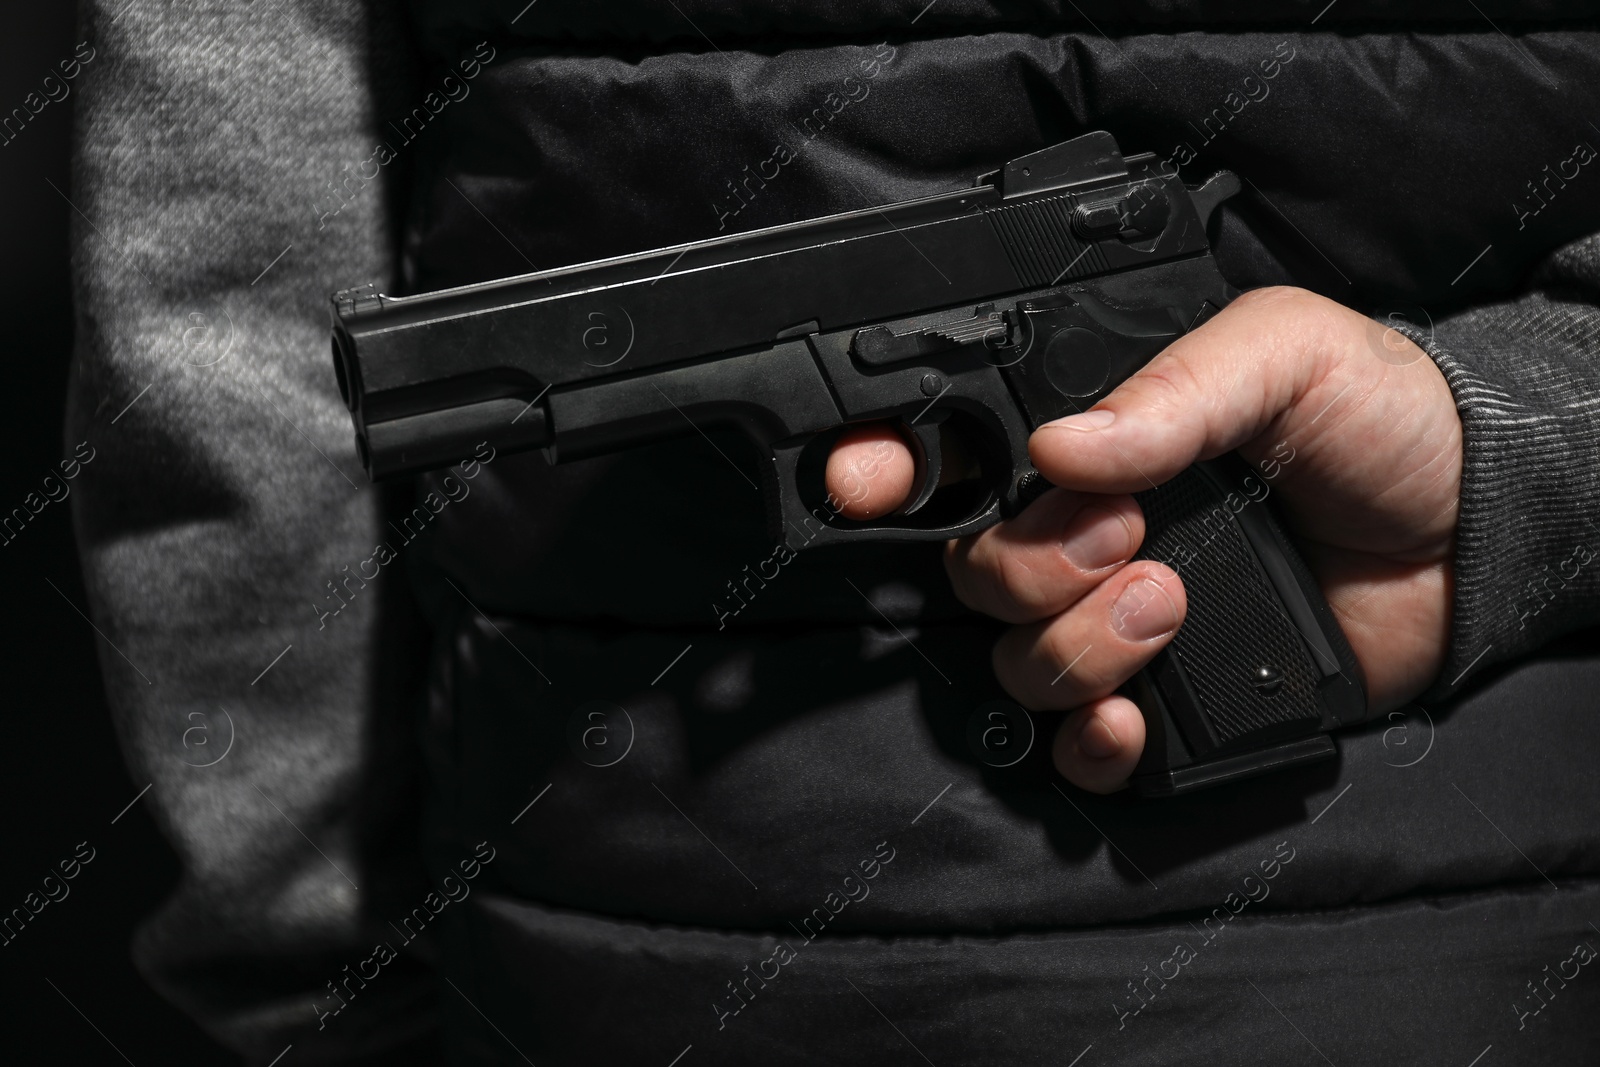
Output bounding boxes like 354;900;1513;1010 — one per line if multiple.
920;372;943;397
1251;665;1284;695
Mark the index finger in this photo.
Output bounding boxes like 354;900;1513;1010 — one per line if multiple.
824;423;916;519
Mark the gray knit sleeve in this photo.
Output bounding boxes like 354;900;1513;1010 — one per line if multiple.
67;1;432;1062
1406;232;1600;701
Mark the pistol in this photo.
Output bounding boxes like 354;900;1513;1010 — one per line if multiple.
329;130;1366;797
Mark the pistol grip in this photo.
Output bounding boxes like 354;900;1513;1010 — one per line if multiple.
1126;456;1367;797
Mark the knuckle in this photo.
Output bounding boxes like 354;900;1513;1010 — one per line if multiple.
991;548;1051;618
1137;355;1201;399
946;538;1010;617
1128;356;1207;428
1237;285;1324;334
956;531;1065;623
1235;284;1316;315
991;632;1037;707
1243;286;1338;364
1036;621;1110;698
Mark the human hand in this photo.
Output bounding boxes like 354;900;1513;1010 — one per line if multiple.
824;287;1463;793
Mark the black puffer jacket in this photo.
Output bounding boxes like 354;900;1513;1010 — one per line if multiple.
399;3;1600;1064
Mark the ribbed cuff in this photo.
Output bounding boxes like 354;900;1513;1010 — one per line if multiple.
1397;306;1600;701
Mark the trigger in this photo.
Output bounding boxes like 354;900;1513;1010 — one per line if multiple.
901;415;946;516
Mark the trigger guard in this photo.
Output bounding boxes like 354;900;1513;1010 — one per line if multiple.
899;415;946;516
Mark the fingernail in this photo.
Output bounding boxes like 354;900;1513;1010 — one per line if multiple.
1077;716;1122;760
1060;505;1134;572
1112;575;1179;641
1048;408;1116;432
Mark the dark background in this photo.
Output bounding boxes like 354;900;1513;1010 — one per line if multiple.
0;8;237;1063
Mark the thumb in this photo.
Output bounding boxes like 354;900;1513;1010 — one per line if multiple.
824;423;917;520
1028;287;1339;495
